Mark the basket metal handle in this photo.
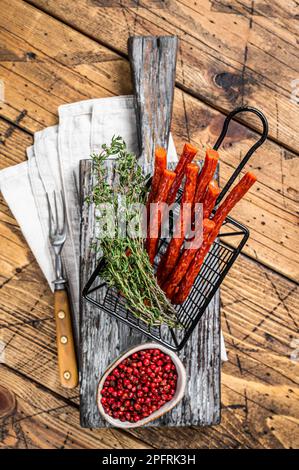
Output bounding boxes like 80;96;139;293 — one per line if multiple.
213;106;268;204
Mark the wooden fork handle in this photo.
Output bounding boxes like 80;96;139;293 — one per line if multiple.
54;289;78;389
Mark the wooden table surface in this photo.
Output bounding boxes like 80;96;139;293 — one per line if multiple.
0;0;298;449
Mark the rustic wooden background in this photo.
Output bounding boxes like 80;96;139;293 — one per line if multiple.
0;0;298;449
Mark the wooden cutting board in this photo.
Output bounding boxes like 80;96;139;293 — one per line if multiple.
79;36;220;428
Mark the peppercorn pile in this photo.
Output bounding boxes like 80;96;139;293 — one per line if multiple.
100;348;178;423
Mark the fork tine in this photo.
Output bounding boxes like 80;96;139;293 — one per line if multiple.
53;191;59;233
46;192;54;236
60;190;67;236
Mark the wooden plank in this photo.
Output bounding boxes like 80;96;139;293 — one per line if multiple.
1;217;297;446
128;35;177;165
0;0;131;132
118;256;299;449
79;159;220;427
0;0;297;449
130;377;299;449
0;2;297;280
171;91;299;281
0;365;151;449
27;0;299;153
0;121;32;168
209;1;297;23
2;119;295;403
0;384;16;420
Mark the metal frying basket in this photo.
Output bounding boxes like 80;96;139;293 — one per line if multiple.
82;106;268;351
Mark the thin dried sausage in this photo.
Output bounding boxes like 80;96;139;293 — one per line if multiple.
147;169;176;264
166;143;198;206
157;163;198;285
202;179;220;218
193;149;219;206
147;147;167;208
161;219;215;300
173;172;257;303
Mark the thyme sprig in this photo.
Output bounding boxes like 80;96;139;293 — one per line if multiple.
88;136;179;328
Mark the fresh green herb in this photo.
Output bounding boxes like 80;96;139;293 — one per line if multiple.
88;136;178;328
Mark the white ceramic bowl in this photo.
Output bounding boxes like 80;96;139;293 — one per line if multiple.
97;342;186;428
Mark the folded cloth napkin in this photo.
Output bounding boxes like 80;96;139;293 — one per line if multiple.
0;95;227;361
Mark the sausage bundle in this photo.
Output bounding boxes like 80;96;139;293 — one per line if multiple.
146;144;257;304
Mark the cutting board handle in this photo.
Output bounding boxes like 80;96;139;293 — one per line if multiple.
128;35;178;166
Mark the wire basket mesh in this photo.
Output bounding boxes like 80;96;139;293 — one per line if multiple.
82;106;268;351
82;215;248;351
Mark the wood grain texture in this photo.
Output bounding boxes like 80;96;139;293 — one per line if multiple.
0;365;151;449
0;0;297;280
171;91;299;281
27;0;299;153
128;35;177;165
1;186;298;446
0;0;298;448
79;159;220;428
0;385;16;420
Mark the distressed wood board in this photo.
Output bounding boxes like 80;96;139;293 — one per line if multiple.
30;0;299;154
1;0;298;448
1;0;298;281
128;35;177;166
79;159;220;427
1;119;298;446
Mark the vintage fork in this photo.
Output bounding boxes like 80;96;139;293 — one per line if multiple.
47;191;78;389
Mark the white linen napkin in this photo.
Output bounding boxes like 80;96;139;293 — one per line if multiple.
0;95;227;361
0;161;53;288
